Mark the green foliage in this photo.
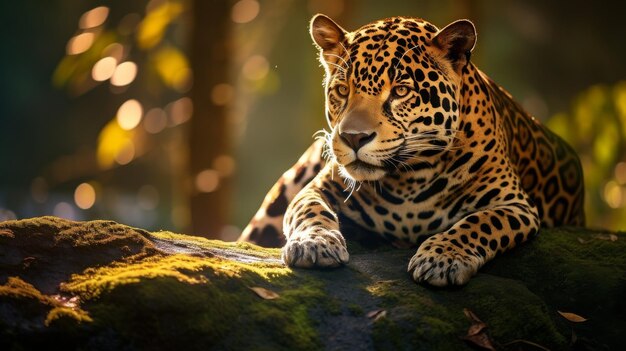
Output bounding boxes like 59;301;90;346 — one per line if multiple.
547;82;626;229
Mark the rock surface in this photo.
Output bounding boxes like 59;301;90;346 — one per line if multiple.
0;216;624;350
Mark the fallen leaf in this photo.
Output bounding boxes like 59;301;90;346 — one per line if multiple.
0;229;15;238
249;286;280;300
461;308;496;351
577;237;587;244
22;257;36;269
366;309;387;322
52;295;80;308
464;309;487;335
592;233;619;242
558;311;587;323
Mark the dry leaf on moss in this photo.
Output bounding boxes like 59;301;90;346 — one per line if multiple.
249;286;280;300
461;308;496;351
52;294;80;308
558;311;588;323
22;257;36;269
592;233;619;242
366;309;387;322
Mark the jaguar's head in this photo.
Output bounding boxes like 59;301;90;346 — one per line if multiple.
311;15;476;182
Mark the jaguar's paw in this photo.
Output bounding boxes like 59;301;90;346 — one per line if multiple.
282;228;349;268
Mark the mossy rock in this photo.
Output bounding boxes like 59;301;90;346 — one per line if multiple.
0;217;624;350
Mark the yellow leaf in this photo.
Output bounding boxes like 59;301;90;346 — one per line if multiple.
97;119;135;169
249;286;279;300
593;125;618;167
152;46;190;91
137;2;183;49
558;311;588;323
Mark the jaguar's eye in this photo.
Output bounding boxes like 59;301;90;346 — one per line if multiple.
336;85;349;97
392;86;410;98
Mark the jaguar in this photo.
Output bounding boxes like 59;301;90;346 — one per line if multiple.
238;14;585;287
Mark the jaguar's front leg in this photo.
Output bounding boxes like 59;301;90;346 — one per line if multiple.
408;201;540;287
282;165;348;268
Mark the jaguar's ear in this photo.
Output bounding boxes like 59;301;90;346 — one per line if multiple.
432;20;476;72
310;14;347;52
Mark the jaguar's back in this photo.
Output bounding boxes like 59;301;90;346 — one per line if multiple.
483;76;585;227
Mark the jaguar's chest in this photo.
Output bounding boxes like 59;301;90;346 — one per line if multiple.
336;175;471;242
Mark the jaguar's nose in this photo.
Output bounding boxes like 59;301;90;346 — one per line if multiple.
339;131;377;152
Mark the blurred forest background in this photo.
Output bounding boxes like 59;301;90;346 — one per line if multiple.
1;0;626;240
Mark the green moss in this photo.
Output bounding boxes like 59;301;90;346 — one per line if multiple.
415;315;456;339
366;278;464;350
365;263;570;349
1;216;154;250
454;276;567;349
0;277;92;327
0;217;330;350
45;306;93;326
59;246;326;349
347;303;364;316
149;230;282;260
481;228;626;348
1;218;625;350
62;254;292;299
371;317;405;350
324;297;343;316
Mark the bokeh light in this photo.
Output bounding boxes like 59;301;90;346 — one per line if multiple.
195;169;220;193
168;97;192;125
53;202;76;220
604;181;623;209
117;99;143;130
220;225;241;241
103;43;125;62
97;120;135;169
213;155;236;177
242;55;269;81
143;108;168;134
115;140;136;165
0;209;17;221
153;46;191;92
137;1;183;49
211;83;235;106
92;57;117;81
111;61;138;86
231;0;260;24
74;182;96;210
79;6;110;29
66;32;94;55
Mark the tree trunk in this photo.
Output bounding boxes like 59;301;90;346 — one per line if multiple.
188;0;232;238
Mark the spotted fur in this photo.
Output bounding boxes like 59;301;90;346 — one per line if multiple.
238;15;584;286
